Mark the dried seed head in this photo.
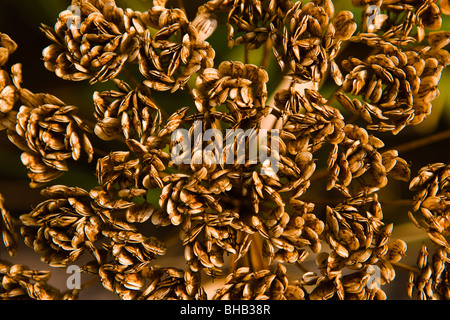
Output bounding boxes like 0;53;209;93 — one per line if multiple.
42;1;137;83
195;61;269;124
0;194;17;257
138;8;215;93
94;80;163;141
213;264;305;300
20;185;108;267
0;33;17;67
7;91;93;188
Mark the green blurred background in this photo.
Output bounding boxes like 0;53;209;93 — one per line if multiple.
0;0;448;299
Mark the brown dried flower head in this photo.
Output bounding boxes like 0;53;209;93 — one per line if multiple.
193;60;269;123
7;91;94;188
42;0;139;83
137;7;215;92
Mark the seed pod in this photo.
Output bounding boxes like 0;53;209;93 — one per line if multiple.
333;11;357;40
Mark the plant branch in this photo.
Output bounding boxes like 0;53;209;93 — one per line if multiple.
295;262;310;274
260;37;272;70
122;67;142;88
326;86;343;106
392;262;420;275
391;128;450;154
299;196;414;207
244;44;250;64
248;233;267;271
177;0;187;15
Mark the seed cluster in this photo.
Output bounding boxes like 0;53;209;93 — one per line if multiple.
408;163;450;300
0;0;449;300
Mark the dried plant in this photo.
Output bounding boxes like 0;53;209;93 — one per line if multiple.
0;0;450;300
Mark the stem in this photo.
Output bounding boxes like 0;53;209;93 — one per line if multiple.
299;196;413;206
247;234;267;271
260;37;272;70
392;262;420;275
244;44;250;64
326;86;343;106
391;128;450;154
295;262;310;274
177;0;187;15
230;232;241;273
183;82;196;106
122;67;142;88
